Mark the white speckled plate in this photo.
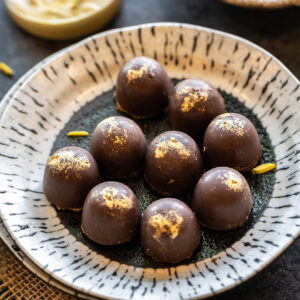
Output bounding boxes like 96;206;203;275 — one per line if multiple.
222;0;299;9
0;23;299;300
0;62;97;299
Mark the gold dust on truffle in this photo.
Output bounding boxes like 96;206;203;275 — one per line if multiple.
155;138;191;159
149;210;183;240
179;86;209;112
93;186;133;210
126;65;153;82
99;117;128;147
47;150;90;179
212;113;245;136
218;170;244;192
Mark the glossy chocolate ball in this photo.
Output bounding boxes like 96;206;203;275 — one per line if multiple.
90;116;147;179
115;56;175;119
203;113;262;172
145;131;203;195
141;198;201;263
169;79;225;140
192;167;252;230
82;181;141;245
43;146;101;211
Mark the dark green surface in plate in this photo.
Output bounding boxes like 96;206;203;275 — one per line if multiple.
52;81;276;268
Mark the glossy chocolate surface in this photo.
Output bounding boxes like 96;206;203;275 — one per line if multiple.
82;181;141;245
192;167;252;230
115;56;175;119
169;78;225;140
90;116;147;179
145;131;203;195
43;146;101;210
203;113;262;172
141;198;201;263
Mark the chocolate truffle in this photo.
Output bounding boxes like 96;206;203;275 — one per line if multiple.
145;131;203;195
169;79;225;140
82;181;141;245
43;146;101;211
141;198;201;263
203;113;262;172
192;167;252;230
90;116;147;178
115;56;175;119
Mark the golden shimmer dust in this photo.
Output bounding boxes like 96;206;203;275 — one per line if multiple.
179;86;209;112
93;186;133;210
149;210;183;240
99;117;128;146
126;65;151;82
47;150;90;179
155;138;191;159
218;170;244;192
212;113;245;136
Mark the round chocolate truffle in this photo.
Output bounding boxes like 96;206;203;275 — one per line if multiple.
115;56;175;119
203;113;262;172
43;146;101;211
82;181;141;245
192;167;252;230
145;131;203;195
141;198;201;263
169;79;225;140
90;116;147;179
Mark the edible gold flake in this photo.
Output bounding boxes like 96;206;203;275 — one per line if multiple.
218;170;244;192
149;210;183;240
47;150;90;179
155;138;190;159
212;113;245;136
127;65;150;82
99;117;128;146
93;186;132;210
178;86;209;112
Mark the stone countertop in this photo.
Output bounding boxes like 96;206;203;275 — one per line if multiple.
0;1;299;299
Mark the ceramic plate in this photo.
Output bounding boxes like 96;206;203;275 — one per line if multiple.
0;23;299;300
0;64;97;300
221;0;299;9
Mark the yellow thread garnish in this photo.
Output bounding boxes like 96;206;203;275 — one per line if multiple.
251;163;276;175
218;170;244;192
213;113;245;136
149;210;183;240
47;150;90;179
67;131;89;137
93;186;132;210
127;65;149;81
155;138;190;159
0;62;14;76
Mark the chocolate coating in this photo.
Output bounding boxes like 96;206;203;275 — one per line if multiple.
169;79;225;140
145;131;203;195
203;113;262;172
43;146;101;210
141;198;201;263
82;181;141;245
90;116;147;179
192;167;252;230
115;56;175;119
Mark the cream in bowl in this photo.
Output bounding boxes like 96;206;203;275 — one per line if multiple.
5;0;121;40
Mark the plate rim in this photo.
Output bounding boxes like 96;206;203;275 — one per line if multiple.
0;22;299;300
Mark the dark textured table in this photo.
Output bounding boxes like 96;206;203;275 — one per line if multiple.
0;1;299;299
